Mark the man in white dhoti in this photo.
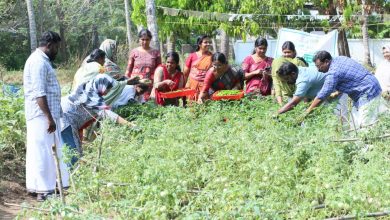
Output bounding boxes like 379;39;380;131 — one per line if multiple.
23;31;69;201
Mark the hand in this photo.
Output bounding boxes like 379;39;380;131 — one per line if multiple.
295;111;309;125
197;98;203;104
139;79;152;85
329;91;340;99
47;117;56;133
382;91;390;100
164;80;175;87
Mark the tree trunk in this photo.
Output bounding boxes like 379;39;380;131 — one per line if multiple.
145;0;160;49
212;37;217;53
220;29;229;60
337;29;351;57
56;0;67;60
361;0;373;67
26;0;37;52
92;24;99;49
166;33;175;53
38;0;44;34
124;0;132;52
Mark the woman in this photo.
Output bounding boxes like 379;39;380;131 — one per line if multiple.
61;74;136;164
151;52;185;106
99;39;122;79
375;44;390;102
198;52;243;103
241;37;273;95
183;35;213;100
125;29;161;100
272;41;308;105
72;49;106;92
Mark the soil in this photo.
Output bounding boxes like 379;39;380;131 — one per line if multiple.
0;180;36;220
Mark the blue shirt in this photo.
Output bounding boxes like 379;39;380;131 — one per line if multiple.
294;67;326;99
23;49;62;120
316;56;381;107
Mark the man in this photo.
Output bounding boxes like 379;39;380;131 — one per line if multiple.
306;50;385;128
271;57;308;106
276;62;326;114
24;31;69;201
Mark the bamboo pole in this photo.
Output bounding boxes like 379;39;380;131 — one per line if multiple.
325;210;390;220
52;135;65;204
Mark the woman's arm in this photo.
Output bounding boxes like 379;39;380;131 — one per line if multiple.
153;67;174;90
198;69;215;103
244;69;262;80
125;50;135;77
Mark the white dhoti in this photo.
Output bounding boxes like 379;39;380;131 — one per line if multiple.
26;116;70;193
351;95;389;128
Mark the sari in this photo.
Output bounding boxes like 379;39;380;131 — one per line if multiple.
185;52;212;100
153;65;184;106
202;66;243;96
126;48;161;100
242;55;273;95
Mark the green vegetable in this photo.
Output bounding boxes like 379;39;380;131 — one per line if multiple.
216;90;241;96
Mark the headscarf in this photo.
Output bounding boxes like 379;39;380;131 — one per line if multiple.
383;43;390;53
99;39;116;60
69;74;117;110
99;39;121;76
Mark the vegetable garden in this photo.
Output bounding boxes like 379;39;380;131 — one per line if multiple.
15;97;390;219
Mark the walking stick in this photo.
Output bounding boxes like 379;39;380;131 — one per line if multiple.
52;134;66;204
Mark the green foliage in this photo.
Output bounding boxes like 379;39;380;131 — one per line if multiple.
0;84;25;181
22;98;390;219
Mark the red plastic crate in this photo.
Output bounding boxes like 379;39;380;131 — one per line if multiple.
160;88;196;98
211;90;244;101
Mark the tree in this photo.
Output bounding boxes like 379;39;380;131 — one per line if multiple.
361;0;373;67
219;29;229;59
145;0;160;49
56;0;67;60
25;0;37;52
124;0;133;52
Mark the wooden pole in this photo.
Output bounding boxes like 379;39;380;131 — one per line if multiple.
52;135;65;204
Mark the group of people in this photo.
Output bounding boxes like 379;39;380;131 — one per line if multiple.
23;29;389;201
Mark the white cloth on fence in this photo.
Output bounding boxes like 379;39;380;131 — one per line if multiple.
26;116;69;193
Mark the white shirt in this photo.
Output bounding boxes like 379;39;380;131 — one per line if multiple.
23;49;62;120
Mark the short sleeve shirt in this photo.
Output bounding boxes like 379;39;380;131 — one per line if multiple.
294;66;326;99
23;49;62;120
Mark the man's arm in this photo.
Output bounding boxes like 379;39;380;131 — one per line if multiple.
306;97;323;113
36;96;56;133
305;74;337;114
277;96;303;114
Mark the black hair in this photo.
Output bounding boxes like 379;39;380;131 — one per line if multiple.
282;41;296;52
212;52;227;64
252;37;268;54
296;57;309;66
166;52;181;71
136;83;150;94
276;62;298;78
195;35;210;51
313;50;332;63
87;49;106;63
138;29;153;39
39;31;61;47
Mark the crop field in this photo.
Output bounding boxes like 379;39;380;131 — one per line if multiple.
15;97;390;219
